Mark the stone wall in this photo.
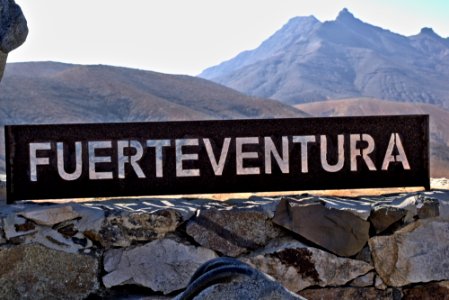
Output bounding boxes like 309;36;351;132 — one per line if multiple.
1;187;449;299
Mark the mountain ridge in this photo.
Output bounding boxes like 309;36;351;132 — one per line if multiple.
200;9;449;107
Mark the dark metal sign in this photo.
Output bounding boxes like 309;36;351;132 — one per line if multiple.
5;115;429;203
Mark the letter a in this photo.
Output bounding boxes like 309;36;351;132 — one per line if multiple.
382;133;411;170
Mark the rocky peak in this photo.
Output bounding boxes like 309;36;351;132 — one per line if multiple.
417;27;443;40
335;8;359;24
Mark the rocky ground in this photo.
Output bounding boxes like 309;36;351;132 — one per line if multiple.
0;182;449;299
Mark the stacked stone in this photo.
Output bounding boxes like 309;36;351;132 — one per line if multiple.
0;189;449;299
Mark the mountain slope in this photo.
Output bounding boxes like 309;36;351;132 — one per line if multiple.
296;98;449;177
200;9;449;107
0;61;308;173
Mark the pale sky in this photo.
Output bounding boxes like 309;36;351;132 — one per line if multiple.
7;0;449;75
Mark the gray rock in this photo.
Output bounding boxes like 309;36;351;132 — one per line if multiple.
355;246;372;265
369;219;449;286
375;275;388;290
273;198;370;257
0;243;99;299
242;238;373;292
317;196;373;220
350;271;375;287
19;205;80;226
102;238;217;294
421;190;449;220
299;287;400;300
186;203;282;256
417;197;439;219
0;0;28;53
369;206;406;233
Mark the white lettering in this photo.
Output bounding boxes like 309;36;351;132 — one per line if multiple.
57;142;82;181
320;135;345;172
88;141;113;180
236;137;260;175
382;133;411;170
350;134;376;171
292;135;316;173
176;139;200;177
117;140;145;179
203;138;231;176
29;142;51;182
147;139;171;178
264;136;289;174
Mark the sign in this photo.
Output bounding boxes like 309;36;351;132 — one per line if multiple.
5;115;429;203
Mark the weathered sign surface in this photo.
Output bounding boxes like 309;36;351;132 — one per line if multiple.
5;115;429;203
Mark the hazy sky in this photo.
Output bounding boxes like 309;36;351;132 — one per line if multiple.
8;0;449;75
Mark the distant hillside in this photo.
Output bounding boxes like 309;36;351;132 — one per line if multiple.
200;9;449;108
297;98;449;177
0;61;307;173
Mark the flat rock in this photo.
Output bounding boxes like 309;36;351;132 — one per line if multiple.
186;203;282;256
19;205;80;226
242;238;373;292
102;238;217;294
299;287;401;300
273;198;370;256
0;0;28;53
369;219;449;286
0;243;99;299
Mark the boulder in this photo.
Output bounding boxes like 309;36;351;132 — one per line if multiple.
369;219;449;286
0;244;99;299
242;238;373;292
102;238;217;294
273;198;370;256
186;202;282;256
0;0;28;53
0;0;28;81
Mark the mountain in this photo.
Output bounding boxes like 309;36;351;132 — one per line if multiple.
200;9;449;107
0;61;308;173
296;98;449;178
